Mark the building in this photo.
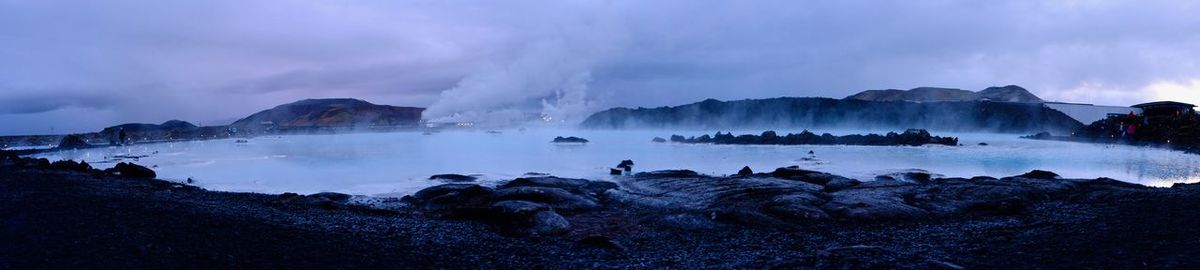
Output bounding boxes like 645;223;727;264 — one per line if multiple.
1131;101;1196;118
1044;102;1141;125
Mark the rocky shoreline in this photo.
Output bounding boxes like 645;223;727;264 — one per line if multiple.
3;153;1200;268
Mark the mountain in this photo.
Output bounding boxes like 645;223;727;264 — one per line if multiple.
231;98;423;131
977;85;1044;103
845;85;1043;103
580;97;1082;134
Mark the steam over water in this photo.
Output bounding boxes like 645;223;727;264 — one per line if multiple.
33;130;1200;195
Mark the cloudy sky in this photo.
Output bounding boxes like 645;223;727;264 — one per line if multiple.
1;0;1198;134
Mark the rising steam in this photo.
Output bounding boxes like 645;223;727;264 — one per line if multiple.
422;40;599;128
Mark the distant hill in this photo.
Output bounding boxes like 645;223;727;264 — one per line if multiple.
580;97;1081;134
231;98;423;132
846;85;1043;103
100;120;198;135
96;120;202;143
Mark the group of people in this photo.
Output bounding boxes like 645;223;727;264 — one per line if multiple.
1116;112;1146;139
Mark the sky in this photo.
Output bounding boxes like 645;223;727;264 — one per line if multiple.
1;0;1198;135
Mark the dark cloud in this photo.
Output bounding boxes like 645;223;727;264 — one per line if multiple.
0;1;1198;134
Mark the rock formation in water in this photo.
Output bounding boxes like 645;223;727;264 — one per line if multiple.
551;136;589;143
669;129;958;146
580;97;1080;133
54;134;93;150
99;120;203;143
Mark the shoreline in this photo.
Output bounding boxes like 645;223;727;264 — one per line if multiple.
3;155;1200;268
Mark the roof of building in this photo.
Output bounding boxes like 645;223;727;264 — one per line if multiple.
1131;101;1196;109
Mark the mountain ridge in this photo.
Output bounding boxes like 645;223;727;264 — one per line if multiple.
580;97;1081;134
846;85;1043;103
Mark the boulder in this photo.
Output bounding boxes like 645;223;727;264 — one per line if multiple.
616;160;634;169
651;137;667;143
493;186;600;211
109;162;156;178
736;166;753;176
406;184;496;212
822;177;862;192
529;211;570;235
488;200;571;236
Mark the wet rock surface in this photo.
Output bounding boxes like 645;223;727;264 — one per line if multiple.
403;176;617;235
551;136;589;143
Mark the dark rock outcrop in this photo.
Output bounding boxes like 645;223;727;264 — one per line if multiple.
106;162;156;178
610;168;1145;222
55;134;92;150
669;129;959;146
429;174;477;182
490;200;570;236
405;178;619;236
737;166;753;176
551;136;589;143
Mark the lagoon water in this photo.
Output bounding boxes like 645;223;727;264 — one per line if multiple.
33;129;1200;196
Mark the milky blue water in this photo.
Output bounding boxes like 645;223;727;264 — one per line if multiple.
33;129;1200;195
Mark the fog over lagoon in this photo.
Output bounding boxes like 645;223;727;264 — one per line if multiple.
32;129;1200;195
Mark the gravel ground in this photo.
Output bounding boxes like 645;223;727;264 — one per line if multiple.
2;166;1199;269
